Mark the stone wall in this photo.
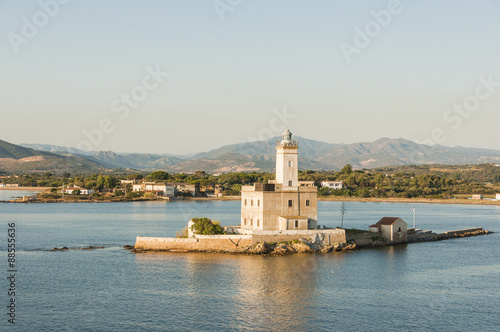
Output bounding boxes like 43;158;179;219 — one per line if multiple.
251;229;345;246
134;235;252;252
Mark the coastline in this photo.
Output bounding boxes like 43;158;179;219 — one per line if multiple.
4;191;500;205
0;186;50;191
316;196;500;205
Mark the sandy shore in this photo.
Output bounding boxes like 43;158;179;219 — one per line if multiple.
3;188;498;205
0;186;50;191
317;196;500;205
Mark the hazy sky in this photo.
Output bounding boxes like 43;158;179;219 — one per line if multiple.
1;0;499;154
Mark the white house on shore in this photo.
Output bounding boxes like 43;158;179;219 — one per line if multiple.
321;181;343;190
369;217;407;244
496;194;500;200
132;182;175;197
62;186;94;195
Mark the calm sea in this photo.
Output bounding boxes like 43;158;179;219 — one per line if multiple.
1;195;499;331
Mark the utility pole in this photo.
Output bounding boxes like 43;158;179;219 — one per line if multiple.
340;202;347;228
411;207;416;228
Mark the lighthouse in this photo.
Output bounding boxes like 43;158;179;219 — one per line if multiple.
240;129;318;231
275;129;298;187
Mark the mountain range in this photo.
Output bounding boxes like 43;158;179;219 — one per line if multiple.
0;136;496;174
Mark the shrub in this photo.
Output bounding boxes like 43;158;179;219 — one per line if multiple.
176;227;188;238
125;192;139;199
190;218;224;235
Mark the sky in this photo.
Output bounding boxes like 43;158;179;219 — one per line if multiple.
1;0;499;155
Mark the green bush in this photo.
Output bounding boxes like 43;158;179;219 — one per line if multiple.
126;192;140;199
190;218;224;235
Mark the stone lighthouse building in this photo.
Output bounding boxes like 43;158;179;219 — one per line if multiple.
240;129;318;231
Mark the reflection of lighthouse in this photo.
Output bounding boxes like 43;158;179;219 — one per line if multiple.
240;129;318;231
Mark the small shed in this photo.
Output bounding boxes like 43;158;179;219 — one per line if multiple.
369;217;407;244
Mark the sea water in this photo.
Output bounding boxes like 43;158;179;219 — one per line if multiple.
0;199;499;331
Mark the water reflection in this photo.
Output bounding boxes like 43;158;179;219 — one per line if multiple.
133;252;350;330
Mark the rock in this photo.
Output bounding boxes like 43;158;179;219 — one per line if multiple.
291;240;316;253
123;245;134;250
321;246;334;253
343;243;357;250
50;247;69;251
272;243;295;255
248;242;274;254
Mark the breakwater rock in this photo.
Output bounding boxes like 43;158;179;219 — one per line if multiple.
408;229;493;243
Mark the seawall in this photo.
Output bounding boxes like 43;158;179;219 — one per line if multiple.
134;229;346;253
134;235;253;252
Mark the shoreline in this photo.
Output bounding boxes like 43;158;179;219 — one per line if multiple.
0;186;49;191
2;189;499;205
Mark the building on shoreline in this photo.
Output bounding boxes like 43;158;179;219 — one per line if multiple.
61;186;94;195
241;129;318;231
132;182;175;197
321;181;344;190
369;217;407;244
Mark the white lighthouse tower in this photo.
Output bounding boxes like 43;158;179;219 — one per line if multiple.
275;129;298;188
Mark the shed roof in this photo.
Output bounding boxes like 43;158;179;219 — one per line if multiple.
369;217;401;228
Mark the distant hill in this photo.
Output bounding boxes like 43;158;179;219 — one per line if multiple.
0;139;55;159
10;136;500;173
21;144;187;170
0;139;107;174
172;137;500;172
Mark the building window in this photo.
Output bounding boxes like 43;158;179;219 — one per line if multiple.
288;181;292;186
250;219;253;226
257;220;260;227
244;218;246;225
398;227;401;232
244;199;247;206
251;200;253;206
288;161;292;167
306;200;310;207
288;200;293;207
257;200;260;207
295;220;298;228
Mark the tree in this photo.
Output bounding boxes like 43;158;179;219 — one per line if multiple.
127;173;143;180
147;171;169;182
341;164;353;175
72;189;81;195
190;218;224;235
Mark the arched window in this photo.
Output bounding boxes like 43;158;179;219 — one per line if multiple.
244;218;246;225
295;220;298;228
257;220;259;227
306;200;310;207
250;219;253;226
